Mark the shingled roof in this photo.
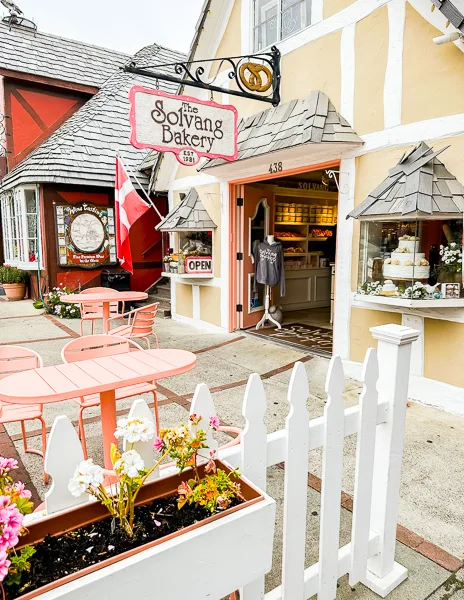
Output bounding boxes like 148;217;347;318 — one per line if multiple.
156;188;217;231
430;0;464;32
348;142;464;219
202;91;362;170
0;21;130;88
0;44;186;191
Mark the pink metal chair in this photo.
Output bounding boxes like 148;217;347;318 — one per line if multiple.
0;346;48;482
61;335;160;458
106;302;159;348
79;287;124;336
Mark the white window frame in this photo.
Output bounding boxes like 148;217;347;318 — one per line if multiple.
252;0;314;52
1;185;41;270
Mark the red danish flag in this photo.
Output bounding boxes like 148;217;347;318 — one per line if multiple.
115;158;150;274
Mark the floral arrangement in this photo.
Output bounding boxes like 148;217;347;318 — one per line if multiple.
68;413;242;538
398;235;418;241
0;457;35;591
0;266;28;285
44;284;81;319
402;281;428;299
439;242;462;274
358;280;382;295
394;247;411;254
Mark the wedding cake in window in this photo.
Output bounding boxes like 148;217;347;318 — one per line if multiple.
383;235;430;279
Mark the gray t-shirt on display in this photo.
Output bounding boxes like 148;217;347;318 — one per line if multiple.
252;240;286;297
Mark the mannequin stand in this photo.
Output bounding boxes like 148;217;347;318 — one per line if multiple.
256;285;282;330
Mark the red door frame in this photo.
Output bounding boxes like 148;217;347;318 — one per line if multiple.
228;159;340;332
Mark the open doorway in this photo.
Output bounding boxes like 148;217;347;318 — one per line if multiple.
235;166;338;356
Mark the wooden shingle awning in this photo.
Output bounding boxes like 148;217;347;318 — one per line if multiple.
348;142;464;220
156;188;217;231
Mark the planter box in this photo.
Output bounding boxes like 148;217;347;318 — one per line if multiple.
16;461;276;600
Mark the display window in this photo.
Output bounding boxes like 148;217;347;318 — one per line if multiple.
357;218;463;300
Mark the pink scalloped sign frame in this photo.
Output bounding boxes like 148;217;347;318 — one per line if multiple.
129;86;238;166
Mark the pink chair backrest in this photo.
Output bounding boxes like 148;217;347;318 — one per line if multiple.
0;346;43;380
61;335;144;364
80;287;121;317
130;303;159;337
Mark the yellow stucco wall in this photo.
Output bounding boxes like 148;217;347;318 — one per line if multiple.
211;0;242;76
200;286;222;327
424;319;464;387
354;7;388;134
281;31;342;109
350;308;402;362
324;0;356;19
402;4;464;124
175;283;193;318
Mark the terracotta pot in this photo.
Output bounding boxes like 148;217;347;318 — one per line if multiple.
2;282;26;301
15;460;275;600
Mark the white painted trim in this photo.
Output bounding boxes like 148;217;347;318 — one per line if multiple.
384;0;405;129
220;181;230;329
347;112;464;157
171;312;227;333
333;157;356;360
241;0;252;55
343;360;464;417
192;284;201;321
312;0;324;25
169;173;223;192
401;314;424;377
340;23;356;125
207;0;236;70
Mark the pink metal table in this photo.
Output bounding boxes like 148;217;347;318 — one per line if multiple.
61;291;148;334
0;349;196;470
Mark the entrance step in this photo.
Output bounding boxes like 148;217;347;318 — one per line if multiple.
147;277;171;318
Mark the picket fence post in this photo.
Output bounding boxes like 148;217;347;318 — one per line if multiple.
124;398;159;482
190;383;218;462
363;324;420;597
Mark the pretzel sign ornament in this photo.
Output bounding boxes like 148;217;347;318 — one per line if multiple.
129;87;238;166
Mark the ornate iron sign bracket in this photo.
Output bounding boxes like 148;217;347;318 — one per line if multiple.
124;46;281;107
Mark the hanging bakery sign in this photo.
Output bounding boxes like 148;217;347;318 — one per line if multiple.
129;86;238;166
55;203;117;269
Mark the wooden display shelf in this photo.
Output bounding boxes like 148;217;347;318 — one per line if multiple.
284;252;306;257
276;236;308;241
307;221;337;226
275;221;308;225
307;237;328;241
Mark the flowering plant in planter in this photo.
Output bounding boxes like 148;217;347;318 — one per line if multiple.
402;281;428;299
0;458;35;593
357;280;382;296
44;285;81;319
0;267;28;285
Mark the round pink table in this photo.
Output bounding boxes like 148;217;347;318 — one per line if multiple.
0;349;196;470
61;291;148;334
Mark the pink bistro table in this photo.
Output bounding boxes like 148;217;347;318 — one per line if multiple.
61;291;148;334
0;349;196;470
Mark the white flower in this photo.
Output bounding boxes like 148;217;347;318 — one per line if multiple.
68;459;104;497
114;417;155;444
114;450;145;478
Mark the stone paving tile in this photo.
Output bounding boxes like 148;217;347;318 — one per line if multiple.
0;315;70;343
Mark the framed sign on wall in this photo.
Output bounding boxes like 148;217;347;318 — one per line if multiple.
55;203;117;268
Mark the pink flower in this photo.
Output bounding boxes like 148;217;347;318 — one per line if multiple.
0;550;11;582
205;450;217;474
13;482;32;500
0;458;18;475
209;415;220;431
153;437;164;452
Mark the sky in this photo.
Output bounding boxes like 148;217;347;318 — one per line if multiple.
4;0;204;55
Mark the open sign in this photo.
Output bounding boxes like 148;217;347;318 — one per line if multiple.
185;256;213;274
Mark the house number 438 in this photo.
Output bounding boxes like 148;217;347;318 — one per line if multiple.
269;162;283;174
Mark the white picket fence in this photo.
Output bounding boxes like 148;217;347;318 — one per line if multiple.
42;323;420;600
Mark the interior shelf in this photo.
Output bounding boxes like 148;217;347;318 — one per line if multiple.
276;236;308;241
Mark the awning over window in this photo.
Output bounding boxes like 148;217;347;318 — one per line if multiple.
348;142;464;219
156;188;217;231
201;90;362;174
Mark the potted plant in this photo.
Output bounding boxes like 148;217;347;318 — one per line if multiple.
437;242;462;283
3;415;275;600
162;255;171;273
43;284;81;319
0;266;28;301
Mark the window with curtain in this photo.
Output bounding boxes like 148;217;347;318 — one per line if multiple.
1;186;39;267
253;0;312;51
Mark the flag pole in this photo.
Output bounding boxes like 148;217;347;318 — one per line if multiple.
118;154;164;221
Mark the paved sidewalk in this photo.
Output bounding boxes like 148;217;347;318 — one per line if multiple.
1;299;463;599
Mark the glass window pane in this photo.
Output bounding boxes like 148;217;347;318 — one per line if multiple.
27;214;37;238
281;0;311;39
25;189;36;213
253;0;278;50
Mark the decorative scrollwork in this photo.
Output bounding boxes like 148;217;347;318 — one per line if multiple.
124;46;281;107
238;62;272;92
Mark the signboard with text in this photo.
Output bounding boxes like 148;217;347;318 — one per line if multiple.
129;87;238;166
185;256;213;275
